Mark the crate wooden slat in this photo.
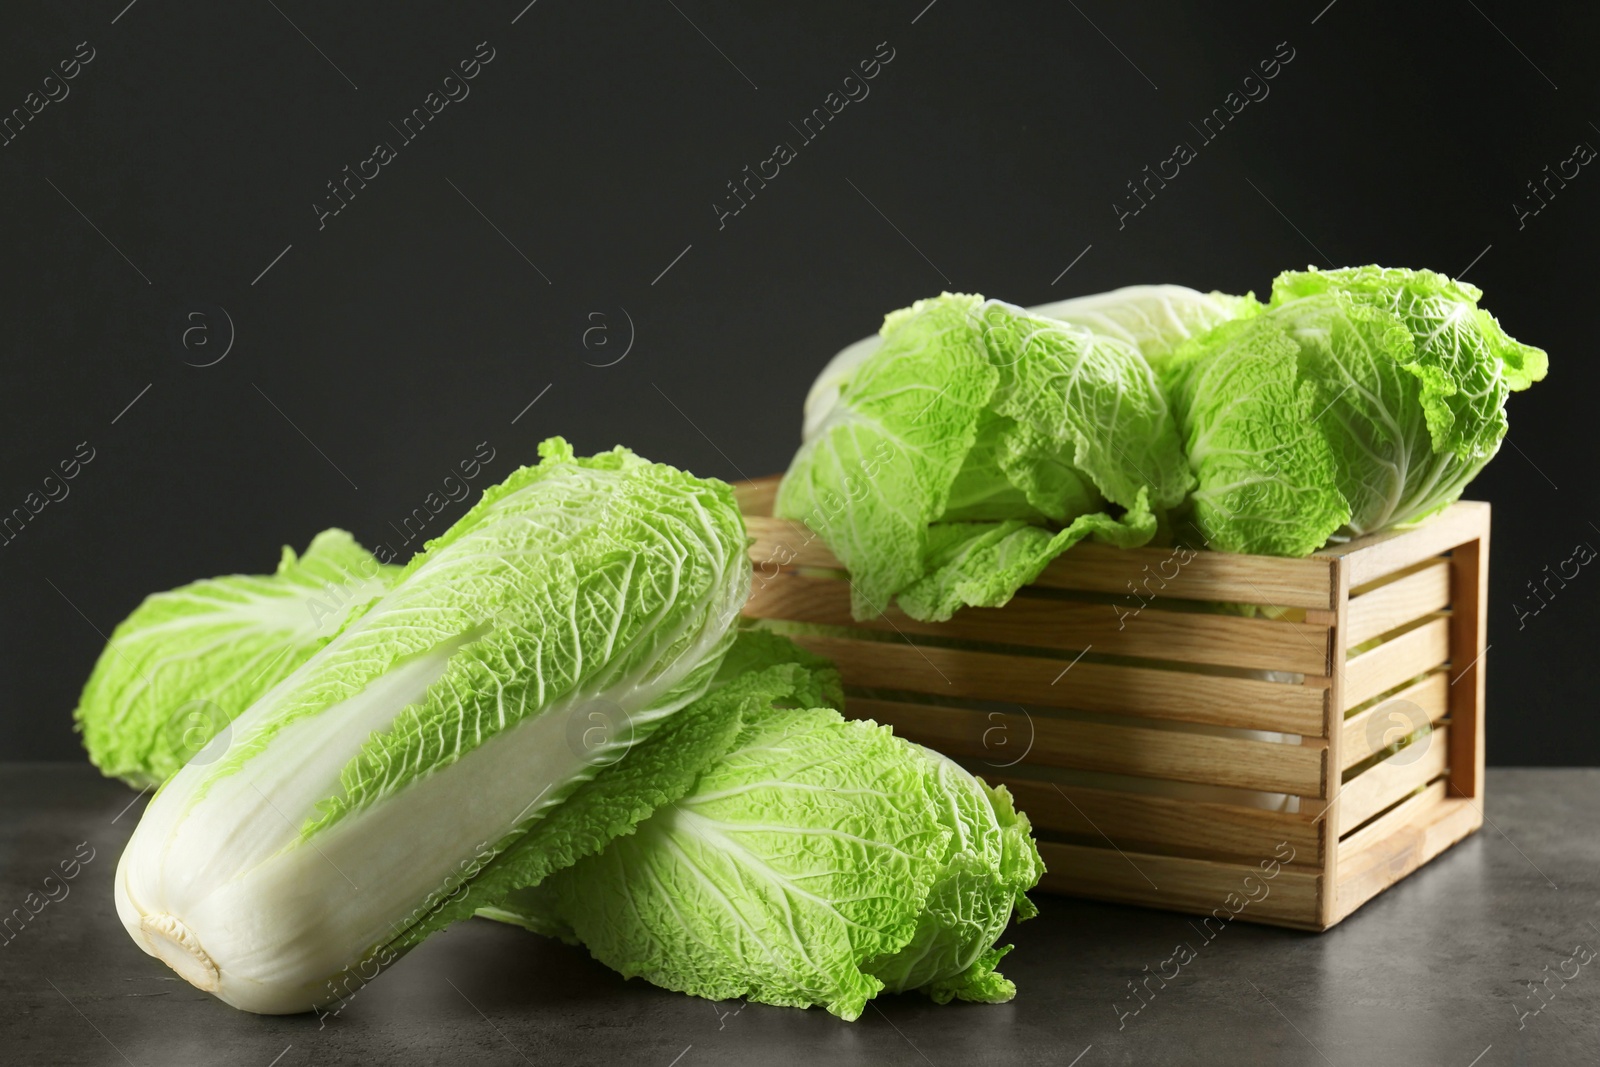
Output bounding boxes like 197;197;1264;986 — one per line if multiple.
736;474;1489;931
786;634;1329;734
747;569;1332;675
989;778;1323;864
1339;672;1450;771
1337;726;1451;834
848;697;1327;795
1035;842;1320;926
1345;558;1452;646
1342;616;1451;708
1337;780;1447;860
743;518;1340;610
1336;789;1482;920
1321;502;1491;587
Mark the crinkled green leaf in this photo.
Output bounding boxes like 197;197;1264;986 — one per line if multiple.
1270;266;1547;458
474;630;847;943
865;753;1044;1004
1162;314;1352;556
393;656;778;952
975;303;1193;515
74;529;401;788
1166;266;1545;554
780;293;1189;621
484;639;1045;1020
535;706;951;1020
707;627;845;710
779;293;999;617
115;438;750;1014
896;491;1157;622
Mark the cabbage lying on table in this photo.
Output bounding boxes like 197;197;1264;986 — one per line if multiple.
113;438;752;1013
481;630;1044;1020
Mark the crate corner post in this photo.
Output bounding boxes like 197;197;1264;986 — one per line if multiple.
1315;554;1350;931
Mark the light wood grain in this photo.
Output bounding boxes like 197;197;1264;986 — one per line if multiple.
1036;842;1321;929
1028;542;1335;610
1335;793;1482;924
1336;780;1446;860
849;697;1326;795
745;516;849;572
1340;672;1450;771
1337;725;1450;835
1342;615;1451;710
791;634;1329;734
736;476;1339;608
732;474;782;516
745;569;1331;675
990;776;1322;863
1321;501;1491;587
1345;558;1451;646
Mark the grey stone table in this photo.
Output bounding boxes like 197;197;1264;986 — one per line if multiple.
3;765;1596;1066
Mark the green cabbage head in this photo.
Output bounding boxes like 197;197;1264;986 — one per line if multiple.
1161;266;1547;555
778;293;1196;621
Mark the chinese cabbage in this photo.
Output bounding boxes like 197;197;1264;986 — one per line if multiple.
113;438;750;1014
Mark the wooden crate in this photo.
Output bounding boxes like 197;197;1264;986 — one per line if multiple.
734;476;1489;931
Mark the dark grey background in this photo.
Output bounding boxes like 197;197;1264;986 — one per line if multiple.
2;0;1595;764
